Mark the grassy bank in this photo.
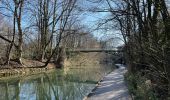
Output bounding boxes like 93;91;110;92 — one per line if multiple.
65;52;113;67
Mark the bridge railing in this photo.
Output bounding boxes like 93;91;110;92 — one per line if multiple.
67;49;122;53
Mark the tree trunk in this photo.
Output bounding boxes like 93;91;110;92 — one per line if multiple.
14;0;24;64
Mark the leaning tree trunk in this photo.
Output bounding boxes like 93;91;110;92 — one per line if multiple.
5;23;15;65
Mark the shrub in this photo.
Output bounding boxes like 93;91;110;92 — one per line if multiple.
125;72;157;100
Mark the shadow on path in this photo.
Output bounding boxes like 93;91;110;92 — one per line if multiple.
84;64;131;100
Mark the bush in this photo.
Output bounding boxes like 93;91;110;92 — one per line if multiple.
125;72;157;100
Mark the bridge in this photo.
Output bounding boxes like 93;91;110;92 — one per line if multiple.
66;48;124;64
68;49;122;53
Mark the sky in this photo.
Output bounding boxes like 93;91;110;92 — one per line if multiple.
79;0;124;47
0;0;124;47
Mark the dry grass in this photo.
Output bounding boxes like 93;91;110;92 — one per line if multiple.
65;52;112;67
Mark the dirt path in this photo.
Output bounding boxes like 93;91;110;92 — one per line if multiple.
84;64;131;100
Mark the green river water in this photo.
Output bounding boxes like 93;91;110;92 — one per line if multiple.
0;65;114;100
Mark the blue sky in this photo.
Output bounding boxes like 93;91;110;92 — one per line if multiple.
78;0;124;47
82;13;124;47
0;0;124;47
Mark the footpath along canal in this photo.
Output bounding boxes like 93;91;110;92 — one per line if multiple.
84;64;132;100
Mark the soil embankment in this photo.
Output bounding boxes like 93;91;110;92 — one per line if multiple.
0;59;56;78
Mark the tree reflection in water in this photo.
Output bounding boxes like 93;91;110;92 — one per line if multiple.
0;65;114;100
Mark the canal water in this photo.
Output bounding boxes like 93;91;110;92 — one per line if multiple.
0;65;114;100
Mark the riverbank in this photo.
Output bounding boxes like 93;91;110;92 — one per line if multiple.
84;64;131;100
0;59;56;78
0;52;113;79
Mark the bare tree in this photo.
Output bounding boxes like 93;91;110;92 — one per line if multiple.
13;0;24;64
0;0;24;64
88;0;170;98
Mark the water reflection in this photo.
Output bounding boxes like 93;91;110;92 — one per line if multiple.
0;65;114;100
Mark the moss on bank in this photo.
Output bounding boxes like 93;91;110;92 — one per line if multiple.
0;59;56;79
0;66;58;80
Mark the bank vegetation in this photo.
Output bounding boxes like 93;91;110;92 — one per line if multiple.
91;0;170;99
